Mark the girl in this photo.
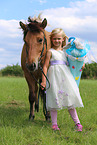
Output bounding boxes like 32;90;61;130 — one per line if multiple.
41;28;83;131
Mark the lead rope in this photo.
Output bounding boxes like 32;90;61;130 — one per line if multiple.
38;32;50;90
38;63;50;90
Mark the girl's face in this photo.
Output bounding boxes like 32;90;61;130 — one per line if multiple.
51;33;64;47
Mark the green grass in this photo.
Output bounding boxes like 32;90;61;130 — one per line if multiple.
0;77;97;145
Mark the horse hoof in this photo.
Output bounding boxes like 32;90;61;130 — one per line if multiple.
47;118;51;122
46;116;51;122
29;114;35;120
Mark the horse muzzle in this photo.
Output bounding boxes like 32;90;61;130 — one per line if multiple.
26;62;36;71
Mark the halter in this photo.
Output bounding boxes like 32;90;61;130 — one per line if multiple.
38;31;47;63
25;30;50;90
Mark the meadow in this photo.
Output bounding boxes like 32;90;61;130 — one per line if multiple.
0;77;97;145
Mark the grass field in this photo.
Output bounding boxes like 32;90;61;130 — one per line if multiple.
0;77;97;145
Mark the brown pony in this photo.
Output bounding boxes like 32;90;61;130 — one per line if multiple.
19;16;51;120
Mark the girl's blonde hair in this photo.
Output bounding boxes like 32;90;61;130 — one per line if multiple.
50;28;68;47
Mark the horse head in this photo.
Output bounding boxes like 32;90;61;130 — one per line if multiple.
20;17;48;72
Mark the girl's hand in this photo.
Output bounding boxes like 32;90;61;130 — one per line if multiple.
41;82;46;90
82;63;85;70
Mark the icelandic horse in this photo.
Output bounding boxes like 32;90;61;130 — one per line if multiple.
19;15;51;120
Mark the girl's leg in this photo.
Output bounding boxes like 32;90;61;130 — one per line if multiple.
50;110;57;126
50;110;59;130
68;107;80;124
68;107;83;131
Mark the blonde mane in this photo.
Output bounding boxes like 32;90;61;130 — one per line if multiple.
29;13;43;23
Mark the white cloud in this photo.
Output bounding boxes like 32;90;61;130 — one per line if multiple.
30;0;47;4
0;19;23;69
42;0;97;42
86;0;96;3
70;0;97;16
39;0;47;4
0;19;22;38
0;48;5;52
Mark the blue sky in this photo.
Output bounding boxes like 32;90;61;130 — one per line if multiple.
0;0;97;69
0;0;82;20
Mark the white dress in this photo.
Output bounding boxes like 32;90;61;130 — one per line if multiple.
46;48;84;111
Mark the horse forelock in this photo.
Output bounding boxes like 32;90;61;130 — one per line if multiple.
23;21;44;41
28;22;43;32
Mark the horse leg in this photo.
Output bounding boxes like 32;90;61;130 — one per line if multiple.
35;87;40;112
29;91;35;120
34;83;39;112
29;82;39;120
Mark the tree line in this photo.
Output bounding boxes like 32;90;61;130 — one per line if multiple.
0;63;97;79
82;62;97;79
0;63;24;77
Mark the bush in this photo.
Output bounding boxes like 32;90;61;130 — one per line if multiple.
1;63;24;77
82;63;97;79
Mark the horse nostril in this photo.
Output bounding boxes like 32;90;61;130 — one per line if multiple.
26;63;36;71
31;63;36;69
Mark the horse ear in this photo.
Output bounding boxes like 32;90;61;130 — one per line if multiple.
19;21;27;31
40;18;47;29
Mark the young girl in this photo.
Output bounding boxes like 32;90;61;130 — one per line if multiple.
41;28;83;131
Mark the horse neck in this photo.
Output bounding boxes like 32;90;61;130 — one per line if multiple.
44;30;51;50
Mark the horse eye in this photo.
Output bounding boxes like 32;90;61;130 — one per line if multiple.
38;38;43;43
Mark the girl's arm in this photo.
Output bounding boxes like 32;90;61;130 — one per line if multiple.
41;50;52;89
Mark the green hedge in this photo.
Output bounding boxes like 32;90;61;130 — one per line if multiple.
82;63;97;79
0;63;97;78
0;63;24;77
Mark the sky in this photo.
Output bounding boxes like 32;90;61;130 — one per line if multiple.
0;0;97;69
